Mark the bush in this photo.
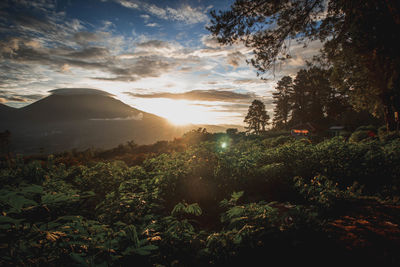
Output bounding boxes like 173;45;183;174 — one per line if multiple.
378;128;400;142
1;132;400;266
349;130;370;142
262;135;293;148
355;125;377;132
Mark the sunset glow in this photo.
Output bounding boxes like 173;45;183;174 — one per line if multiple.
0;0;322;126
126;98;242;125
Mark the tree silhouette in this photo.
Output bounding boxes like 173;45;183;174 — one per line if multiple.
208;0;400;131
273;76;293;129
244;100;270;134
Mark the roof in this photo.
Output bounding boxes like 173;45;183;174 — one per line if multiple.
291;122;317;132
329;126;345;130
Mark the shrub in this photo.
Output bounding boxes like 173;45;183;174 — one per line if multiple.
355;125;377;132
349;130;370;142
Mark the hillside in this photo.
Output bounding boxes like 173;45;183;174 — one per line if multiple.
0;89;242;154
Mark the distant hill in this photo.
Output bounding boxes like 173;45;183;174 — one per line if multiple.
0;88;243;154
0;103;16;111
0;103;16;120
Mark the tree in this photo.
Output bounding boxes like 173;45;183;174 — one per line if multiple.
292;67;334;125
244;100;270;134
226;128;238;135
208;0;400;131
272;76;293;129
272;66;351;128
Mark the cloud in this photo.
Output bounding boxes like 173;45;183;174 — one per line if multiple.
0;37;20;56
233;78;266;84
145;23;160;27
136;40;170;49
73;31;109;45
0;90;45;103
66;47;110;59
50;88;114;96
140;14;150;20
274;40;324;76
7;96;27;102
90;113;143;121
93;57;178;81
0;30;180;84
66;19;85;31
201;35;221;49
14;13;58;34
114;0;209;24
226;51;245;68
165;5;208;24
125;89;256;102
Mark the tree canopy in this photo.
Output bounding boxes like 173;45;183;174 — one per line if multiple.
208;0;400;130
244;100;270;134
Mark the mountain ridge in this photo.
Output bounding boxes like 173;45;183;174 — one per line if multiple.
0;89;243;154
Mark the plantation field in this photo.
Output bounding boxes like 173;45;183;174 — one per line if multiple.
1;131;400;266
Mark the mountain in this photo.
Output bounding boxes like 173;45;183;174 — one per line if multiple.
0;88;240;154
0;103;16;120
0;103;16;111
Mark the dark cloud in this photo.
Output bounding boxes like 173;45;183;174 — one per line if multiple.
6;96;26;102
66;47;110;59
50;88;113;96
136;40;170;49
0;90;44;103
226;51;245;68
94;57;178;81
0;36;177;82
73;31;107;45
178;66;193;72
14;13;58;34
125;89;256;102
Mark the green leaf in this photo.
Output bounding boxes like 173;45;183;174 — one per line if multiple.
133;245;158;256
21;184;43;194
41;193;78;205
233;234;242;244
231;191;244;202
171;202;186;216
8;195;37;212
0;216;23;225
126;225;139;248
140;244;158;250
226;206;245;219
70;252;87;265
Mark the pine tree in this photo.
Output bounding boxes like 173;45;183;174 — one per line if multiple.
244;100;270;134
272;76;293;129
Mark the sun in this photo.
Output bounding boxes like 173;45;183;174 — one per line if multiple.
163;100;199;125
129;98;217;125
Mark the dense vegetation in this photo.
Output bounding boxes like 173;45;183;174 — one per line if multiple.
208;0;400;131
1;129;400;266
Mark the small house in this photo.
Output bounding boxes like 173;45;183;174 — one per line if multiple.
290;122;317;139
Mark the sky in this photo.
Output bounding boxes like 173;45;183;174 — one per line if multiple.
0;0;322;126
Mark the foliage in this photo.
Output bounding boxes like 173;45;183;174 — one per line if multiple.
1;132;400;265
272;76;293;128
208;0;400;130
244;100;270;135
294;175;362;211
349;130;370;143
